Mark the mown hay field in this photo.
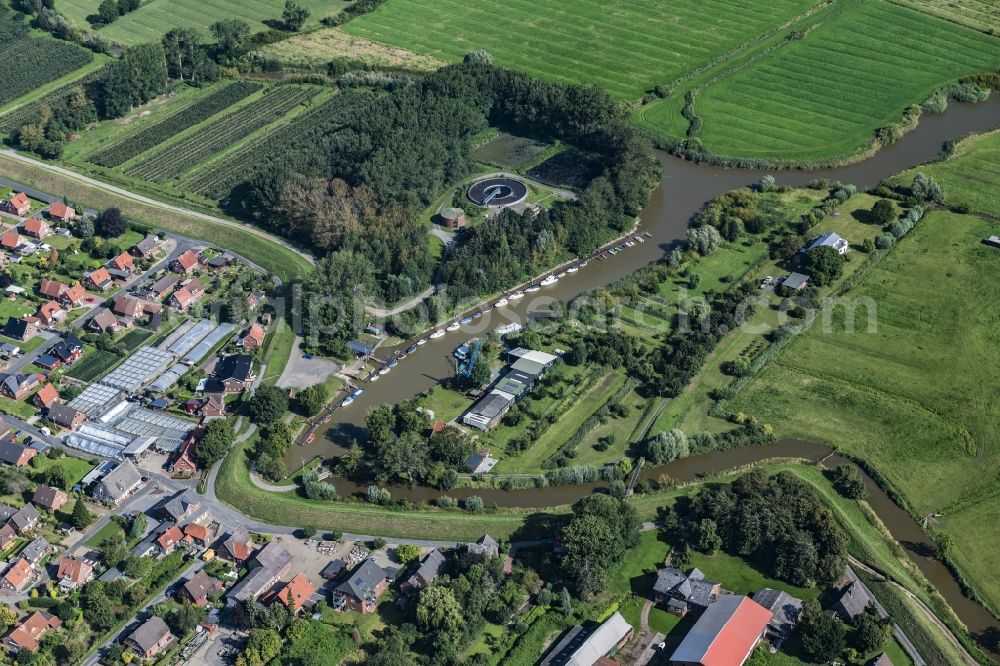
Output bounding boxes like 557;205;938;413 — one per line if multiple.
689;1;1000;160
890;0;1000;34
60;0;350;45
728;210;1000;611
341;0;822;100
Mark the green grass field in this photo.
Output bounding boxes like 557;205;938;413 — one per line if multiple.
341;0;821;100
685;1;1000;160
728;211;1000;612
60;0;350;45
891;0;1000;34
895;129;1000;219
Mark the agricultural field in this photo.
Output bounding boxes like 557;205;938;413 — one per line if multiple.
341;0;824;100
894;129;1000;219
263;27;445;71
891;0;1000;34
685;1;1000;160
0;36;93;108
728;211;1000;612
125;85;320;183
86;81;263;168
59;0;351;45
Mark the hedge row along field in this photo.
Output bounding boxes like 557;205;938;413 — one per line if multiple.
87;81;262;168
892;0;1000;34
341;0;822;100
0;70;103;135
688;1;1000;161
0;38;93;107
182;89;376;197
125;85;318;183
59;0;349;45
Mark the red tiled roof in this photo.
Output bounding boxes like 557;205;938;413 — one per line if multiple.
184;523;208;542
34;384;58;409
1;230;19;249
38;280;66;298
88;267;111;286
245;323;265;346
8;193;29;211
23;218;47;235
63;284;86;305
38;301;63;324
109;252;134;271
175;250;199;271
157;526;183;551
277;574;315;610
48;202;73;219
3;559;33;591
5;611;61;652
56;557;92;584
113;295;143;318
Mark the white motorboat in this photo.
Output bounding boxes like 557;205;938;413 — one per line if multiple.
525;284;541;293
495;298;509;308
416;338;428;345
429;329;445;339
566;265;579;273
446;322;460;332
509;291;524;300
540;275;558;286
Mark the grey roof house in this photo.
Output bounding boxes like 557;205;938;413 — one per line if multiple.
92;460;142;504
753;588;803;643
9;504;39;534
125;616;173;659
402;549;445;592
653;566;720;613
468;534;499;558
19;537;52;565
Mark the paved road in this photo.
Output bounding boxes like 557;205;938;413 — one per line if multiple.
365;285;436;318
0;149;314;267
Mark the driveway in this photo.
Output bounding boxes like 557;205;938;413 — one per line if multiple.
275;337;339;390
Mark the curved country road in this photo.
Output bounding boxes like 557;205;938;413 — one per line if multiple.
0;149;314;266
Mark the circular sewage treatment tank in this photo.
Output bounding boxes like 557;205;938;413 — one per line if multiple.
467;177;528;207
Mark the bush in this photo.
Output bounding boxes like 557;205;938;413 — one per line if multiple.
435;495;456;508
464;495;484;512
299;526;316;539
875;233;895;250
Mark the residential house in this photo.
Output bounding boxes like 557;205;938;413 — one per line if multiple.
332;559;390;614
219;530;253;565
170;431;201;477
804;231;849;255
156;525;184;555
32;485;68;512
462;390;516;430
206;254;229;269
0;230;19;251
132;235;159;259
33;383;59;410
88;309;121;334
168;279;204;310
154;489;204;524
113;295;145;320
36;300;65;327
9;504;39;534
2;318;35;342
253;541;292;574
19;537;52;566
172;249;200;274
179;570;216;606
668;595;773;666
38;279;67;300
61;284;86;307
277;574;316;612
781;272;810;292
38;334;83;369
92;459;142;504
752;588;803;646
653;567;721;615
183;523;210;548
56;557;93;591
0;559;35;594
467;534;499;559
46;203;75;224
148;274;177;299
0;525;15;551
22;218;50;240
401;549;445;593
214;354;254;393
466;450;498;474
246;290;266;311
107;251;134;274
47;403;85;430
238;323;265;350
226;541;292;604
3;611;61;653
3;193;30;217
830;571;875;622
0;441;37;468
185;394;225;417
539;612;633;666
125;616;173;660
86;267;113;292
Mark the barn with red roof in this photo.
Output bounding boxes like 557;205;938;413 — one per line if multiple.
669;595;772;666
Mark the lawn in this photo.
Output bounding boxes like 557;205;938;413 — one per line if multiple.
0;396;35;420
728;211;1000;612
687;0;1000;161
263;27;445;71
261;318;296;385
894;128;1000;219
28;454;94;488
60;0;351;45
342;0;822;100
0;154;313;283
687;550;821;600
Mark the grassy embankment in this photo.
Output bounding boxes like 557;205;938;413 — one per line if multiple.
342;0;821;100
727;209;1000;614
636;0;1000;162
60;0;351;45
0;153;312;283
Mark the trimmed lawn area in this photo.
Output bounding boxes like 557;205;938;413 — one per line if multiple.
0;396;35;419
687;550;820;600
343;0;821;100
261;318;295;385
729;211;1000;612
85;520;126;548
27;454;94;488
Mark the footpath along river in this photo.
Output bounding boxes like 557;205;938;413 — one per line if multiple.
287;97;1000;656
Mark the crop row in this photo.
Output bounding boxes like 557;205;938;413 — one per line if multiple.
182;89;376;197
88;81;262;168
0;38;93;108
126;86;318;183
0;70;102;135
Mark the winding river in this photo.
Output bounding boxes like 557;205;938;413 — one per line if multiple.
287;97;1000;656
